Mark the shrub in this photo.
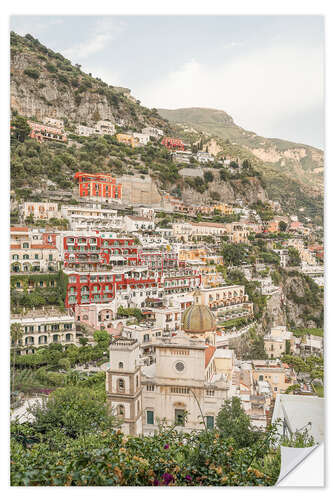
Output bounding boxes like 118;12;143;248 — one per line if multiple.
24;68;39;80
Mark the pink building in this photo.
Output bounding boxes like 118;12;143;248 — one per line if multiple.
75;303;125;336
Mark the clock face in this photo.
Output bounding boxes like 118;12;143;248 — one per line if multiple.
175;361;185;373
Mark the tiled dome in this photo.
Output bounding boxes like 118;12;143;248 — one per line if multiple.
182;301;216;334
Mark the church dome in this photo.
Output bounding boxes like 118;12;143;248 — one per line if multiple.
182;292;216;333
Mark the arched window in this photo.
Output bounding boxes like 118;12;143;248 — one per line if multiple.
12;254;19;260
117;378;125;392
119;362;123;369
23;254;29;260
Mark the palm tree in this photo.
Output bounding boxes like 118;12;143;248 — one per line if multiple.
10;323;23;394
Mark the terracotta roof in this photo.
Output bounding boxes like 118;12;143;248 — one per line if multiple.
10;227;29;232
205;345;216;368
10;244;20;249
31;244;57;249
128;216;150;222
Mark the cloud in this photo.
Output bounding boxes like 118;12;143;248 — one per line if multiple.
223;41;244;49
138;43;323;140
10;16;63;37
62;19;124;61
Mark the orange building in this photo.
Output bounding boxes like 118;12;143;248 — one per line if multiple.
74;172;122;201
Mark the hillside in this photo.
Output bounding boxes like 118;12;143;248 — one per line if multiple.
10;32;169;133
10;32;270;211
158;108;324;221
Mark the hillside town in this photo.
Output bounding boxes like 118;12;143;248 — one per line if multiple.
9;28;324;487
11;110;324;436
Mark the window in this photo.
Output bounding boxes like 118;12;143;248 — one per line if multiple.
119;362;123;369
175;409;185;426
143;334;149;343
23;254;29;260
117;405;125;416
175;361;185;372
136;375;139;388
23;243;29;248
259;375;264;381
118;378;125;392
147;410;154;425
206;416;214;429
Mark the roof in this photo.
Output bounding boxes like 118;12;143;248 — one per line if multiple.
182;302;216;334
205;345;216;368
31;244;57;249
10;227;29;232
128;216;151;222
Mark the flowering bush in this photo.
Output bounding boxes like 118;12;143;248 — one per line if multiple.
11;423;280;486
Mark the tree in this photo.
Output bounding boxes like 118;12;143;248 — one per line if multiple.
203;171;214;183
216;397;262;448
27;386;119;439
10;323;24;393
222;243;247;266
288;247;301;266
279;221;288;232
58;358;71;371
93;330;110;344
245;335;267;360
11;116;31;142
79;337;89;346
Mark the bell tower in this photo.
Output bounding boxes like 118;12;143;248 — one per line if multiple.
106;337;143;436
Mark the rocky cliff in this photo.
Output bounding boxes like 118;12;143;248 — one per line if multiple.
10;32;168;132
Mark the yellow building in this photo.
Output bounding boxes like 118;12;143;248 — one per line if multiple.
213;203;234;215
252;360;297;397
178;247;207;262
116;133;139;148
264;326;296;359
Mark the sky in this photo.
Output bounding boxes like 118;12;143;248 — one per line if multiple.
10;15;324;149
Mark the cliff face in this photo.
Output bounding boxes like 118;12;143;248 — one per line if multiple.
158;107;324;219
181;176;267;206
282;273;323;329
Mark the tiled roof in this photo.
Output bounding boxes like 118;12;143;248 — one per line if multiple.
205;345;216;368
10;227;29;232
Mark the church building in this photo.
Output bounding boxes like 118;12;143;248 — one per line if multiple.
106;291;233;435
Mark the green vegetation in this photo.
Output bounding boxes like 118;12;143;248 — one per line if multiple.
117;306;143;322
292;327;323;338
10;271;68;312
11;393;316;486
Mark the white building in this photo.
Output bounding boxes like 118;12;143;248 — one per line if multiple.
43;117;64;130
61;204;122;231
123;216;155;232
196;151;215;163
142;127;164;138
76;120;115;137
11;308;77;353
133;133;150;145
22;202;61;221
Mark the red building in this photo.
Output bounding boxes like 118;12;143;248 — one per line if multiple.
138;251;178;273
74;172;122;201
65;269;157;308
63;234;139;271
161;137;185;151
